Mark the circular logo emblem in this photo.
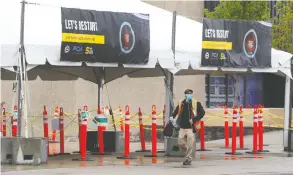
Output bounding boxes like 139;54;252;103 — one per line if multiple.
119;22;135;54
205;52;209;59
243;29;258;58
64;45;70;53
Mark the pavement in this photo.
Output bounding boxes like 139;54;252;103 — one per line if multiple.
2;131;293;175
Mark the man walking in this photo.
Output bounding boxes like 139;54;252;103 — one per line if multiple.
170;89;205;165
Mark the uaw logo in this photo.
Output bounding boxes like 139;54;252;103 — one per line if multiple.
119;22;135;54
243;29;258;58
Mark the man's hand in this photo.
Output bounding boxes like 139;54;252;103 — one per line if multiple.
189;119;193;125
169;117;178;127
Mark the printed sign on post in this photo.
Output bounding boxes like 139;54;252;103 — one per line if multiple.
13;110;18;119
81;111;89;120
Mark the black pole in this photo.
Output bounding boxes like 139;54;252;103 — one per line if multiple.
225;74;228;106
17;0;26;136
206;74;210;108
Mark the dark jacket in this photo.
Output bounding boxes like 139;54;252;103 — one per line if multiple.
171;99;205;132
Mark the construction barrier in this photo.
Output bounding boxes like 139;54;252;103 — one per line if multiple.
72;105;94;161
2;108;6;137
42;105;50;156
258;105;269;153
246;106;262;154
2;102;287;158
55;107;70;156
117;106;137;159
238;105;248;150
51;106;59;143
91;106;111;155
197;120;212;152
144;105;158;157
135;108;150;153
225;105;242;155
224;106;229;148
12;105;18;137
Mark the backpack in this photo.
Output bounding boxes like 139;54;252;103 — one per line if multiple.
177;99;201;132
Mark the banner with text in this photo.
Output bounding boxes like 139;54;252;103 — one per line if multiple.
201;18;272;68
61;7;150;64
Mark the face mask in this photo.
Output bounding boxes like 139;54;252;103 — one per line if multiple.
186;94;193;101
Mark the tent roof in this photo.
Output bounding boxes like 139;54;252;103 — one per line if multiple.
173;16;293;78
0;0;175;83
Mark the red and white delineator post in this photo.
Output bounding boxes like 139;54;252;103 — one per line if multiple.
2;108;6;137
72;105;94;161
224;105;229;148
258;105;269;152
12;105;18;137
246;106;262;154
225;105;242;155
145;105;158;157
135;108;150;153
92;106;111;155
117;105;136;159
238;105;248;150
56;107;70;155
43;105;50;155
51;106;59;143
197;119;212;151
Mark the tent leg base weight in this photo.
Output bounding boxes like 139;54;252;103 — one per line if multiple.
91;152;112;155
117;156;137;160
236;148;250;150
144;155;161;157
55;153;71;156
157;150;165;153
72;158;95;161
196;149;212;151
225;152;242;155
48;154;56;157
135;150;151;153
246;151;263;154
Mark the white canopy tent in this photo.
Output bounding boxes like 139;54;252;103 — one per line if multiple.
0;0;175;83
0;0;178;138
172;15;293;151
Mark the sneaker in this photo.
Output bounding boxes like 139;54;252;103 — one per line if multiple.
183;159;192;165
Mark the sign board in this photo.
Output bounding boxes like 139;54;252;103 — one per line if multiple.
51;118;59;130
93;114;108;125
13;110;18;118
201;18;272;68
80;111;89;120
60;7;150;64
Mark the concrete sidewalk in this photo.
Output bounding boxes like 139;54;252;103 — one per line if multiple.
2;131;293;175
2;155;293;175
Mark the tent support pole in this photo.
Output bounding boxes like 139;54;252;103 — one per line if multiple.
283;75;292;151
17;0;26;136
284;20;293;151
98;68;105;109
164;11;176;152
